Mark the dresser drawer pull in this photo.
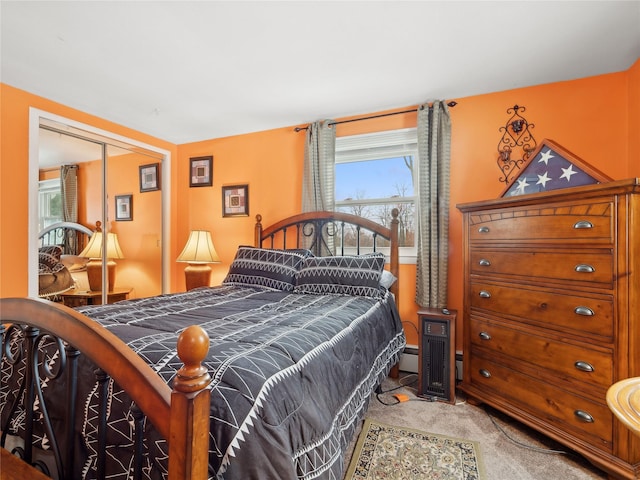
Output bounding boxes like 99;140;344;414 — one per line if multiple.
478;332;492;341
574;264;595;273
479;290;491;298
574;306;594;316
574;410;595;423
478;259;491;267
478;226;490;234
574;361;594;372
479;369;492;378
573;220;594;229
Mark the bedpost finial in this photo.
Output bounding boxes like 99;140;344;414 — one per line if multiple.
256;214;262;224
391;208;399;222
95;220;102;232
174;325;211;393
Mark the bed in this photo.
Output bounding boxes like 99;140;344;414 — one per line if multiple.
1;210;405;480
38;222;93;298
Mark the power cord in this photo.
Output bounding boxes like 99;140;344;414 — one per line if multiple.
401;320;419;337
376;371;473;407
484;407;567;455
375;374;418;405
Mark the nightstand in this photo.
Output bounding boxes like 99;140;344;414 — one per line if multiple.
60;287;132;308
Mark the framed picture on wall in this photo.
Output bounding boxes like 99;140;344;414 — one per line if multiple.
139;163;160;192
222;184;249;217
189;155;213;187
115;194;133;221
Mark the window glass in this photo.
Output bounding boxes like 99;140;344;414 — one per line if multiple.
39;178;62;231
335;129;417;257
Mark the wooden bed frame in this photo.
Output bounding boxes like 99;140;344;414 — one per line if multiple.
2;210;400;480
255;209;400;306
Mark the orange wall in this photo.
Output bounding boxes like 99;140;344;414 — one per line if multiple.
177;67;637;349
176;127;306;289
106;153;163;299
629;59;640;171
2;61;638;350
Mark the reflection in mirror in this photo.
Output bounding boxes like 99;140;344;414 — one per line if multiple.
36;122;163;303
38;128;102;300
106;144;162;298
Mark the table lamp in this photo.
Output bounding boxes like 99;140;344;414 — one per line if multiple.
177;230;220;290
79;226;125;292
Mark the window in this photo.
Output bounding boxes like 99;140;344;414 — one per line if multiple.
335;128;418;260
39;178;62;231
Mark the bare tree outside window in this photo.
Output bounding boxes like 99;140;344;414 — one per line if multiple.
334;128;418;255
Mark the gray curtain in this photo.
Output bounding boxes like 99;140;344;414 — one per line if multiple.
301;120;336;212
415;101;451;308
60;164;78;223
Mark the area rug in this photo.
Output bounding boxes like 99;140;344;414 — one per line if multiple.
344;419;486;480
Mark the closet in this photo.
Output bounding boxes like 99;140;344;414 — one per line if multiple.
30;112;169;301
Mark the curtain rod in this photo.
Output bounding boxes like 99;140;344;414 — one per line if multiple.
293;100;457;132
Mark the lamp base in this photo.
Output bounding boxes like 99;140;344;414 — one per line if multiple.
86;259;117;292
184;264;211;291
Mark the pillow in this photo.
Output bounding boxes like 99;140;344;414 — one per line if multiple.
39;245;63;261
379;270;398;289
61;254;89;272
222;246;309;291
39;251;61;272
294;253;386;298
38;247;74;297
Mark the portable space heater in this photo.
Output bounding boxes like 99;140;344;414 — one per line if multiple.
418;308;456;404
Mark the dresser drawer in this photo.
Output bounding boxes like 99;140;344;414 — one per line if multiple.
469;316;614;388
468;354;613;449
467;200;613;244
469;281;614;339
470;248;614;287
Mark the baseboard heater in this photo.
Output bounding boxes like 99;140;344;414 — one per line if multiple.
399;344;419;373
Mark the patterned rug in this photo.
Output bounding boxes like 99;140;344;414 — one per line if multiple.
344;419;485;480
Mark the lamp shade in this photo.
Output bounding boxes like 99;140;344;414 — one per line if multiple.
79;232;125;259
78;230;124;292
177;230;220;264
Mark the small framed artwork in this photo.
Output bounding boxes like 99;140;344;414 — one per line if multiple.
189;155;213;187
139;163;160;192
115;194;133;221
222;184;249;217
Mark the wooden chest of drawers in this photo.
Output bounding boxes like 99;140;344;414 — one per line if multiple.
458;179;640;479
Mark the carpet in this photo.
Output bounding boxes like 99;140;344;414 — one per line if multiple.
344;418;486;480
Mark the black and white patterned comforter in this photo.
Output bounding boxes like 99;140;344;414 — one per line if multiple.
27;285;404;479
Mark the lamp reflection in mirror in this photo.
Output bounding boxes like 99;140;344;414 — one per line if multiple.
79;226;125;292
177;230;220;291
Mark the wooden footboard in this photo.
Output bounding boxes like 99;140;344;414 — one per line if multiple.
0;297;211;480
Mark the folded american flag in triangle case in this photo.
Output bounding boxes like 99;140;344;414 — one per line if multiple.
501;139;612;198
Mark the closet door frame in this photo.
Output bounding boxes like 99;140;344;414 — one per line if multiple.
28;108;171;300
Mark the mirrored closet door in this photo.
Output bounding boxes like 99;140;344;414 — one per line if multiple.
32;114;168;304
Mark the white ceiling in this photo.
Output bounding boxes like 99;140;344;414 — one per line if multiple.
2;1;639;146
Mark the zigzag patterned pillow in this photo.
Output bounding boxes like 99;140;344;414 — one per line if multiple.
222;246;310;291
294;253;386;298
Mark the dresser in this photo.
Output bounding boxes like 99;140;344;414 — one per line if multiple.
457;178;640;479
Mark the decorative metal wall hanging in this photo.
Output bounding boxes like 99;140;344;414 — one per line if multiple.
496;105;537;185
